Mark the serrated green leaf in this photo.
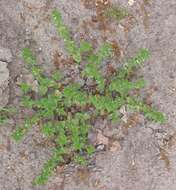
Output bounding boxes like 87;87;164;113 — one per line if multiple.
33;149;64;185
42;122;56;137
74;155;87;165
79;40;92;53
22;48;36;65
109;78;145;96
52;9;62;27
21;96;34;108
109;111;121;124
52;71;62;81
11;128;26;142
118;48;150;78
97;43;112;64
20;83;32;94
86;145;95;155
127;97;166;123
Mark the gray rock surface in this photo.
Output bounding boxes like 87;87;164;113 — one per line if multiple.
0;47;12;63
0;61;9;107
0;47;10;107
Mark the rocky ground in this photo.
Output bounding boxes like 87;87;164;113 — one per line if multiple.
0;0;176;190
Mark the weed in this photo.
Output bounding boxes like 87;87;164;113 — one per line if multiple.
52;10;82;63
104;5;129;22
11;9;166;185
0;107;16;125
0;108;9;124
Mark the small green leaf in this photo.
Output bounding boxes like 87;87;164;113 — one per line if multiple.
109;111;121;124
39;85;48;96
21;96;34;108
57;135;68;146
97;43;112;63
109;78;145;96
87;54;99;64
51;10;81;64
22;48;36;65
72;51;82;63
118;48;150;78
52;10;62;27
74;155;87;165
79;41;92;53
52;71;62;81
33;149;64;185
0;107;16;125
11;128;26;142
127;97;166;124
86;145;95;155
31;66;42;79
42;122;56;137
20;83;32;94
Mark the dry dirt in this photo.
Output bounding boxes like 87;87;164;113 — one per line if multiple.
0;0;176;190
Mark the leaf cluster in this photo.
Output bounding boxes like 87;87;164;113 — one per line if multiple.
11;9;166;185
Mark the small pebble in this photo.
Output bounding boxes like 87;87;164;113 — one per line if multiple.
96;144;105;151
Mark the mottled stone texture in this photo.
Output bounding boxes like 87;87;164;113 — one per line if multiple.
0;47;11;107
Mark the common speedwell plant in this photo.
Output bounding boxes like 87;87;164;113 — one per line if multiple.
11;9;166;185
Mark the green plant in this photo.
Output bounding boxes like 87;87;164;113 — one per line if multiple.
104;5;129;22
0;107;16;125
11;9;166;185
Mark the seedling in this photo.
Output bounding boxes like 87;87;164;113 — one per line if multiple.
11;9;166;185
104;5;129;22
